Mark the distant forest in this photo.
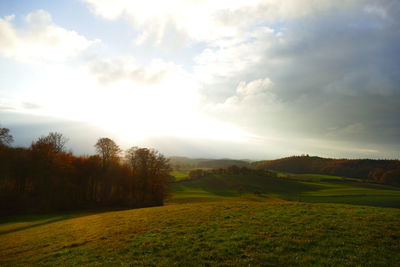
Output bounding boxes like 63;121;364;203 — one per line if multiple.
0;126;171;215
256;155;400;186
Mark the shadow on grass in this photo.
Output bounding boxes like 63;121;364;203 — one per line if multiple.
0;207;141;236
0;217;70;235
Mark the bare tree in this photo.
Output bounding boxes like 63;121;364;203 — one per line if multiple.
95;137;121;168
32;132;68;153
0;127;13;146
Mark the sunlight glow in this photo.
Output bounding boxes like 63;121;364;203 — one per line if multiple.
7;62;254;144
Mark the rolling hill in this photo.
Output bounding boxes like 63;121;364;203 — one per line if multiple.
255;155;400;185
169;171;400;208
1;171;400;266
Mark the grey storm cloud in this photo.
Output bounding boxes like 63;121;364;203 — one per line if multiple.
200;0;400;158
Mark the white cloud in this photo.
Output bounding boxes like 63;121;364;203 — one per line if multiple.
364;4;388;20
83;0;253;46
86;57;191;86
192;0;400;157
0;98;43;113
0;10;97;63
192;27;278;104
236;78;272;96
215;78;277;113
82;0;363;48
2;1;399;158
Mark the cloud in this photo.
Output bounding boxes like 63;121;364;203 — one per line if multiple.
83;0;242;46
2;1;399;159
0;10;98;63
81;0;400;157
194;0;400;157
87;57;171;85
22;102;42;110
0;98;43;114
82;0;366;48
236;78;272;96
216;78;277;113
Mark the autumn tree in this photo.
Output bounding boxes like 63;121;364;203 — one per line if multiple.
188;169;205;179
1;131;173;214
0;126;14;194
95;137;121;168
380;169;400;186
0;126;13;146
125;147;171;205
31;132;68;154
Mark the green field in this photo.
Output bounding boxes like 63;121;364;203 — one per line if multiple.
170;168;212;181
169;173;400;208
170;169;190;181
1;173;400;266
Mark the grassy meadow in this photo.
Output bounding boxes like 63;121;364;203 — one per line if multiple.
169;172;400;208
170;169;191;181
1;172;400;266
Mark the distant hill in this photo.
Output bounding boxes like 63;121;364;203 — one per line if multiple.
197;159;250;168
168;156;204;168
169;156;250;169
255;155;400;185
169;169;400;208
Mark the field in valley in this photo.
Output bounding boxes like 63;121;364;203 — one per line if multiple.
169;172;400;208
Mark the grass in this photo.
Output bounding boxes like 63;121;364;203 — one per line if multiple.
168;173;316;203
286;173;361;182
168;173;400;208
170;169;190;181
1;172;400;266
1;199;400;266
288;174;400;208
170;168;213;181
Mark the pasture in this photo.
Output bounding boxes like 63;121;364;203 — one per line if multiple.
1;172;400;266
169;172;400;208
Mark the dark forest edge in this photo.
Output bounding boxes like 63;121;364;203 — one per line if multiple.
0;127;171;216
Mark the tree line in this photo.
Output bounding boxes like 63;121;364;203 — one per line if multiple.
0;126;171;215
256;155;400;186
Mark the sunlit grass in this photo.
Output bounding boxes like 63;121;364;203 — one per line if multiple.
170;169;190;181
1;200;399;266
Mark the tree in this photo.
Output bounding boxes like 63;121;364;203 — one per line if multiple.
125;147;171;205
188;169;205;179
380;169;400;186
125;147;171;177
95;137;121;168
32;132;68;154
0;127;13;146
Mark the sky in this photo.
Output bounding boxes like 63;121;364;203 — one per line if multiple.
0;0;399;160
